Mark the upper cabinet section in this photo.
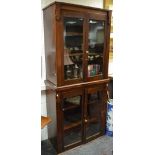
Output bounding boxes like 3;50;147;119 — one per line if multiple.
43;2;111;86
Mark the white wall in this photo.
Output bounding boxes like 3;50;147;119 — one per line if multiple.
41;90;48;140
42;0;103;9
41;8;48;141
41;0;104;140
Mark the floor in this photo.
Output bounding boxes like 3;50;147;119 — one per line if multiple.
41;135;113;155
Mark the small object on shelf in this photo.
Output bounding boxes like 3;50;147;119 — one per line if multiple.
74;64;79;78
90;56;94;61
95;55;100;58
80;68;83;78
75;55;80;61
88;64;101;77
64;48;74;66
65;96;81;105
66;65;72;79
74;47;79;51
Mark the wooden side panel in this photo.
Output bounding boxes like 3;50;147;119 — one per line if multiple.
43;5;57;85
55;4;63;86
103;11;112;79
56;91;63;153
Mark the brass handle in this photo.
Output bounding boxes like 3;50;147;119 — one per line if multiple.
85;119;88;123
86;51;89;61
56;94;59;99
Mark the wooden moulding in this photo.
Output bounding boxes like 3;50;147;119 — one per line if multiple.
45;78;110;92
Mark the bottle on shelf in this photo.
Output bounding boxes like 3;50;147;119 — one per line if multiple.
74;64;79;78
88;64;101;77
66;65;72;79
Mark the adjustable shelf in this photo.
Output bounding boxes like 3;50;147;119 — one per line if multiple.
62;102;80;111
66;32;83;36
64;120;81;131
88;99;100;105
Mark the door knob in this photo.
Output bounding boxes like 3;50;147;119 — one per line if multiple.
56;94;59;99
85;119;88;123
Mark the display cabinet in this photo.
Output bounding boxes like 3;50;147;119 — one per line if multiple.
46;82;108;152
43;2;111;86
43;2;111;153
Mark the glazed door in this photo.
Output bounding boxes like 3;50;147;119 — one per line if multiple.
85;14;108;81
61;11;86;85
61;89;84;149
60;11;109;85
84;86;107;141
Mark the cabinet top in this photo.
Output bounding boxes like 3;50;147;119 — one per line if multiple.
42;1;111;12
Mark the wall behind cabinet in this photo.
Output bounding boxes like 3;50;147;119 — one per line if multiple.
42;0;103;9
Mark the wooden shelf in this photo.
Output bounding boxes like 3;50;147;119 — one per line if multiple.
88;73;103;78
88;53;103;56
66;32;83;36
63;117;98;131
88;99;100;105
87;117;98;123
64;120;81;131
63;103;80;111
64;53;83;57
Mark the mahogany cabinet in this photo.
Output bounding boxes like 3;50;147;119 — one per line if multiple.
43;2;111;153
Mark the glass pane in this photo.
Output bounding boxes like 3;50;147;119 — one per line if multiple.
88;20;105;77
63;95;82;146
86;91;102;139
64;17;84;80
64;127;82;147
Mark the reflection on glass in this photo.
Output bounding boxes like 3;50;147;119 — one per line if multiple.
62;95;82;146
86;91;102;139
64;128;82;147
64;17;84;80
88;20;105;77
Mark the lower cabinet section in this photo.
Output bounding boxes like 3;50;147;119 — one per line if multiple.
55;84;108;153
